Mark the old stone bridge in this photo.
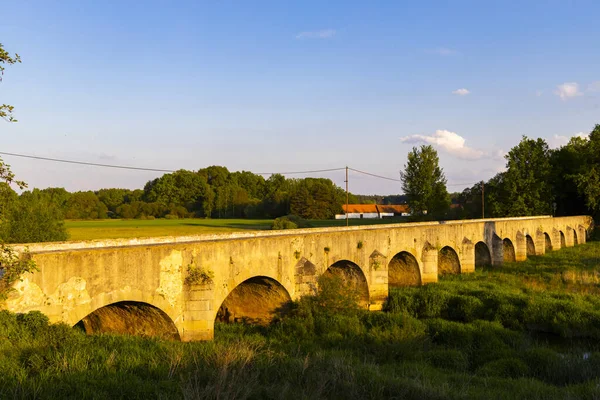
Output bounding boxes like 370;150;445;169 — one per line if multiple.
5;215;594;341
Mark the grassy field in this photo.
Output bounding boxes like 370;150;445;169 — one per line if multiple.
1;237;600;399
65;217;407;241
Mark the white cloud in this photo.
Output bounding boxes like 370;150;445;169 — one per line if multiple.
452;88;470;96
425;48;457;56
535;90;544;97
400;130;486;160
555;82;582;100
548;132;589;148
588;81;600;92
295;29;336;39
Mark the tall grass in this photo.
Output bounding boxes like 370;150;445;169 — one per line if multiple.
1;240;600;399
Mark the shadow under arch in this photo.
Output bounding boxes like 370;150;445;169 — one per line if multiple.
216;276;291;325
324;260;370;308
526;235;536;256
560;231;566;248
544;232;553;252
503;238;516;262
573;229;578;245
475;241;491;267
438;246;461;274
388;251;421;287
74;301;180;340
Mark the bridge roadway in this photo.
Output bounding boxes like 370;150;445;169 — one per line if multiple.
5;215;594;341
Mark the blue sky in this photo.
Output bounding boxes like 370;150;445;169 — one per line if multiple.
1;0;599;194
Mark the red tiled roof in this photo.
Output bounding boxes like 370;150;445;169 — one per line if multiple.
342;204;378;213
377;205;409;214
341;204;409;214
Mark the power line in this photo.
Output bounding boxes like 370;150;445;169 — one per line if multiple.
0;151;177;173
349;167;402;182
0;150;345;176
0;150;483;188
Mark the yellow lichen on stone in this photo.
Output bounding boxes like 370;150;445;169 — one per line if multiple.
47;277;92;321
6;277;45;312
156;250;184;307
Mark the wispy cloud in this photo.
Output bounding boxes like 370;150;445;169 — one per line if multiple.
400;130;485;160
548;132;589;148
555;82;582;100
295;29;336;39
588;81;600;92
425;48;457;56
452;88;470;96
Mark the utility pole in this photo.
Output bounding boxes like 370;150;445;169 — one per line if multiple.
481;180;485;219
345;166;349;227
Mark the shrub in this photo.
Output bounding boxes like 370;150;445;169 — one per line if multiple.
271;215;311;230
1;191;68;243
476;358;529;378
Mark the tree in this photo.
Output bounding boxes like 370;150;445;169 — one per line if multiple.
566;125;600;220
0;43;21;122
0;42;37;302
400;145;450;217
502;136;552;216
1;191;68;243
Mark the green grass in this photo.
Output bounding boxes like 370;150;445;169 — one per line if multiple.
2;238;600;399
65;218;274;241
65;217;408;241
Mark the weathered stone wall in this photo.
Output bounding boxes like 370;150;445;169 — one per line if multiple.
4;215;594;341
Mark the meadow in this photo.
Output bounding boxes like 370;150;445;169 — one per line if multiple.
65;217;407;241
1;235;600;399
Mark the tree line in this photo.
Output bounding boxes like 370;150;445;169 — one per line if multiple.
0;167;353;226
401;124;600;222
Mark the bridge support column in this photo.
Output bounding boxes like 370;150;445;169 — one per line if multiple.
534;229;546;255
421;242;438;283
552;228;562;250
182;284;215;341
460;238;475;273
368;251;388;310
515;232;527;262
566;227;576;247
578;226;587;244
491;235;503;265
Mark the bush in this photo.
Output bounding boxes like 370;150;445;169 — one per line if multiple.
476;358;529;378
271;215;311;230
1;191;68;243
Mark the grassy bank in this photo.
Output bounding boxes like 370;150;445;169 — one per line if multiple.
65;217;407;241
1;241;599;399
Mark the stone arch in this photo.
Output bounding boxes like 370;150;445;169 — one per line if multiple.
560;231;566;248
526;235;536;256
324;260;370;308
388;251;421;286
573;229;578;245
438;246;461;275
74;301;180;340
544;232;553;252
503;238;516;263
215;276;291;325
474;241;491;267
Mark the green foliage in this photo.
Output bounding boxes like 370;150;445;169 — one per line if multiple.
1;191;68;243
0;42;21;122
0;245;37;301
503;136;553;216
184;265;214;285
400;145;450;218
271;214;311;230
64;191;108;219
